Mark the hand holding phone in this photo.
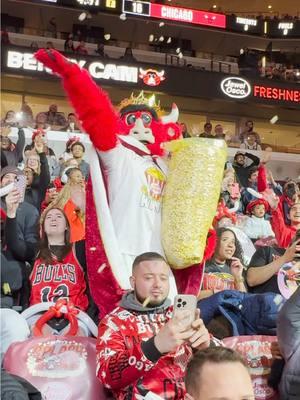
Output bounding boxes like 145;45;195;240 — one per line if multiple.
154;295;209;353
5;188;22;218
173;294;197;328
154;308;194;354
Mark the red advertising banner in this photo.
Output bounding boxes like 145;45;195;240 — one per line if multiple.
150;3;226;28
253;85;300;103
223;336;279;400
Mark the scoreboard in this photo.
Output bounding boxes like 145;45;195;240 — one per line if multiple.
17;0;300;37
122;0;226;29
123;0;150;16
121;0;300;37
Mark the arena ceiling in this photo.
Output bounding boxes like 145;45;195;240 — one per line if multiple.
167;0;300;16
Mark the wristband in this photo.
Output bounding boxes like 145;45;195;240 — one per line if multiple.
235;277;244;283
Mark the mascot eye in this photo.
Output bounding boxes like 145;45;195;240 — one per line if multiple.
126;114;137;125
141;113;152;125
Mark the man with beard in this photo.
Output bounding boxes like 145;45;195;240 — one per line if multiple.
232;151;260;188
96;252;211;400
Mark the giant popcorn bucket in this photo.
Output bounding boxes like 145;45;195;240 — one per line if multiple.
162;138;227;268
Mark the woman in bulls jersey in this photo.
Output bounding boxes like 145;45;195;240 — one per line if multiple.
29;207;97;319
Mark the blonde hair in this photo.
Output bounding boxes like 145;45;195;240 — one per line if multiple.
26;151;41;175
43;180;85;224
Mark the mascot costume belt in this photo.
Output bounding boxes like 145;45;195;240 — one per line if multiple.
35;49;227;318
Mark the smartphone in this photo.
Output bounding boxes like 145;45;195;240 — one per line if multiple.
173;294;197;327
14;175;27;203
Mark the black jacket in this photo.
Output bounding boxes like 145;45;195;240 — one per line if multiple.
1;129;25;168
25;152;50;210
233;152;260;188
278;287;300;400
1;201;39;308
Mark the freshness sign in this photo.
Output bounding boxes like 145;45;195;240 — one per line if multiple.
220;77;251;99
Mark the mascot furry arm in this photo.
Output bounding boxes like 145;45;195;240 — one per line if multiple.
35;49;118;151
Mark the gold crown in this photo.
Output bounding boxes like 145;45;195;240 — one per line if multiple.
118;91;162;115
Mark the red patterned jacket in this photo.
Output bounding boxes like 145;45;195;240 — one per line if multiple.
96;292;193;400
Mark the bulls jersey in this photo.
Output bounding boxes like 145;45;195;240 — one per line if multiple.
99;136;167;257
30;248;89;311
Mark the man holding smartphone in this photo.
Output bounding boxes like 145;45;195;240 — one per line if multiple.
96;252;211;400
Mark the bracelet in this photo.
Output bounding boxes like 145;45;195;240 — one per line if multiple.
235;277;245;283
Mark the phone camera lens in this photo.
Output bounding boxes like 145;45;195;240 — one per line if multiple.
178;298;182;303
177;303;181;308
182;301;187;306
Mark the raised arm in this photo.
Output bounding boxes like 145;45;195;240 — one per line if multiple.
271;206;293;248
257;164;268;192
34;49;118;151
245;152;260;167
14;128;25;163
247;245;295;288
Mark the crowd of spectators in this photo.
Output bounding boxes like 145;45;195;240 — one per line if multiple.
238;49;300;83
1;104;81;132
3;18;300;84
1;3;300;396
0;102;300;399
181;119;267;151
2;105;272;152
264;64;300;82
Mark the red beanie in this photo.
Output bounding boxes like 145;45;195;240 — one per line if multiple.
246;198;270;215
32;128;46;141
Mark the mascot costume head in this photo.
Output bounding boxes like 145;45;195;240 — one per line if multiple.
117;91;181;156
35;49;220;318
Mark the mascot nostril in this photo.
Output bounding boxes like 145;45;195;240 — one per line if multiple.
34;50;224;319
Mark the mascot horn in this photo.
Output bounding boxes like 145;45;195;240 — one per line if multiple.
35;49;222;318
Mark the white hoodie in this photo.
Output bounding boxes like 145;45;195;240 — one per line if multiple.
243;215;275;239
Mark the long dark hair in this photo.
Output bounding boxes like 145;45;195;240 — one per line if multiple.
214;227;245;264
38;207;72;264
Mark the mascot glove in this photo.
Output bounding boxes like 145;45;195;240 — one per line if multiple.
34;49;80;77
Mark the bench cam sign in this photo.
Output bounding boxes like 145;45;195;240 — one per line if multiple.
220;77;251;99
6;50;139;83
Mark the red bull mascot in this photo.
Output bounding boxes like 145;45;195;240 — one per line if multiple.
35;49;226;318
